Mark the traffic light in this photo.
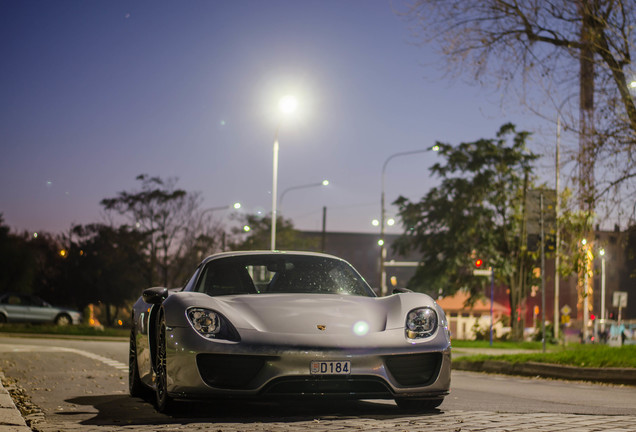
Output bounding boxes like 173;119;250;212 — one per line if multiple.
474;258;483;268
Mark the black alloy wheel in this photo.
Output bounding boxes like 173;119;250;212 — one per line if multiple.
129;327;145;397
155;312;173;413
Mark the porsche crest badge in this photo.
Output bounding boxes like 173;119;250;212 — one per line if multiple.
317;325;326;331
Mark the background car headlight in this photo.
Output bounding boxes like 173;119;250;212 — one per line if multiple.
405;307;438;339
186;307;241;341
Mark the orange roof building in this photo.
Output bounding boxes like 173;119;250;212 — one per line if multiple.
436;290;509;340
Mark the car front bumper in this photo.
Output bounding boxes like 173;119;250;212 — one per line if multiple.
164;325;451;400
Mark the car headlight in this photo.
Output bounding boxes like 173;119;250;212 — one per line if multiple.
186;308;240;341
405;307;438;339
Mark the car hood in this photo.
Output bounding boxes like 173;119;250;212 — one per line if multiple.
215;294;394;334
163;291;442;336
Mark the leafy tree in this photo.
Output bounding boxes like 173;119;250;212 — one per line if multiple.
0;215;36;293
27;232;65;302
56;224;148;325
101;174;203;287
393;124;538;340
229;214;319;251
403;0;636;219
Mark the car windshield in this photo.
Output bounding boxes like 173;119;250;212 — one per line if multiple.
193;255;375;297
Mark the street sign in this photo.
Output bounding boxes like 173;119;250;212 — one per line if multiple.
613;291;628;308
383;260;420;267
526;189;557;235
473;269;493;277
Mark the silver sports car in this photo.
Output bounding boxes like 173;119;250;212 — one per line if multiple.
129;251;451;412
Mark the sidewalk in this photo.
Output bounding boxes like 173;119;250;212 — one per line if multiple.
0;372;30;432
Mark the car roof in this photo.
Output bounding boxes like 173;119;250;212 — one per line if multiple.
200;250;346;266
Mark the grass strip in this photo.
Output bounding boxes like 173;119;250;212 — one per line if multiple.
0;324;128;338
453;344;636;368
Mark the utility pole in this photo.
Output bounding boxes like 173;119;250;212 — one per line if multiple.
578;2;596;337
554;116;561;340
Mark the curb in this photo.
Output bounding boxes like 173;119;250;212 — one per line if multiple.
0;372;31;432
453;360;636;386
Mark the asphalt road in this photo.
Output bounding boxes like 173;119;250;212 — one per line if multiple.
1;335;636;432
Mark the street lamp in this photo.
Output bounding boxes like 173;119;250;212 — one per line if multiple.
202;202;242;216
379;148;436;296
279;180;329;210
271;95;298;250
199;202;242;251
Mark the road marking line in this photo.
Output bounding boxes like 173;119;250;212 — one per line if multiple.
0;343;129;372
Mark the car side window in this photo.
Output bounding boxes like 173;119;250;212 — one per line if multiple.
195;263;257;296
6;295;22;305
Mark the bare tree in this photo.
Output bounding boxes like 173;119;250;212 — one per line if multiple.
101;175;203;287
402;0;636;222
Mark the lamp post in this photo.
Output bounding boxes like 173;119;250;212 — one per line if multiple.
271;95;298;251
279;180;329;210
199;202;242;252
202;202;242;215
379;147;437;296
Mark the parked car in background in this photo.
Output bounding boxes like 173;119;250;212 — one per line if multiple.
0;292;82;325
130;251;451;413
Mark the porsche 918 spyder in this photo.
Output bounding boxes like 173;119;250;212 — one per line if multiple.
129;251;451;412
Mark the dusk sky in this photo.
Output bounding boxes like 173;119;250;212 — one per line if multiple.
1;0;554;237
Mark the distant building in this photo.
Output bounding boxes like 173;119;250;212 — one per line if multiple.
436;290;508;340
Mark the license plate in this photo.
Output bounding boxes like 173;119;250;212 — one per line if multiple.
310;360;351;375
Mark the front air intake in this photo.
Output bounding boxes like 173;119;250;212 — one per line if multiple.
196;354;276;389
384;353;442;386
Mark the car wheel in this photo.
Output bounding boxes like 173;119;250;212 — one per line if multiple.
395;397;444;411
129;327;146;398
0;314;6;324
155;312;173;413
55;314;71;326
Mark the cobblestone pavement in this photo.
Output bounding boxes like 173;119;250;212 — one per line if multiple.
3;339;636;432
26;410;636;432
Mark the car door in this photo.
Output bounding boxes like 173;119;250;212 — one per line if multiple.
0;294;29;322
24;295;57;323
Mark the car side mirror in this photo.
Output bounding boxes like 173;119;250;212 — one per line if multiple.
392;287;413;294
143;287;169;304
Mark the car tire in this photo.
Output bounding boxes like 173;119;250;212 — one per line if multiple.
129;327;147;398
55;314;71;326
395;397;444;411
155;312;173;413
0;314;6;324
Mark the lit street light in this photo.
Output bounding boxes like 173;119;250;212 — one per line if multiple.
271;95;298;251
199;202;242;252
279;180;329;210
379;147;436;295
202;202;242;216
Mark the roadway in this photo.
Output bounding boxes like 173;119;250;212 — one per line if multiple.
0;336;635;431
